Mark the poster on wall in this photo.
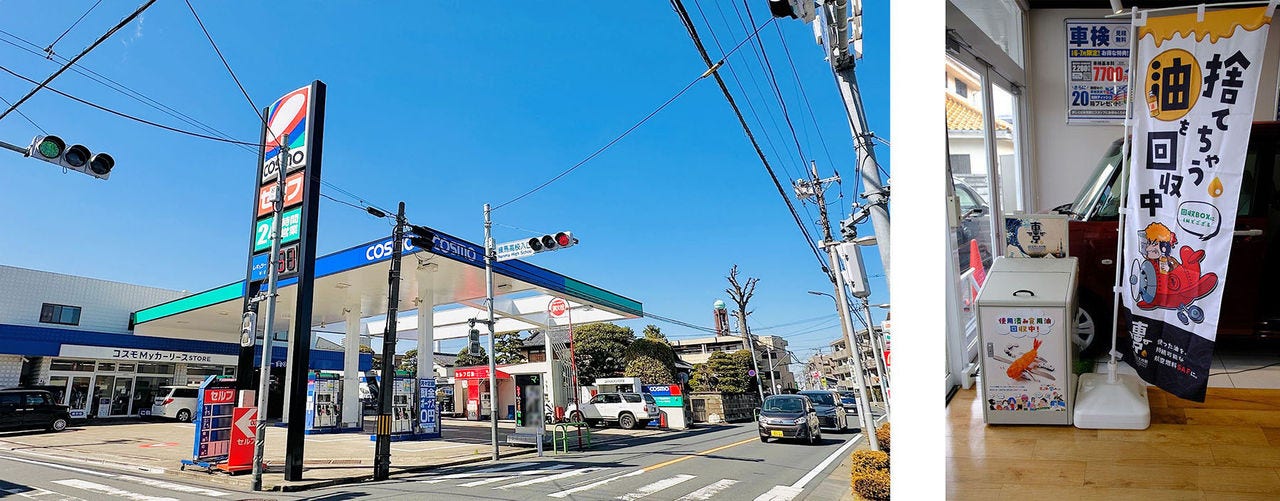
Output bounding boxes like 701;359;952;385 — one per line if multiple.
1004;213;1069;258
1065;19;1132;124
1121;7;1272;402
981;307;1067;413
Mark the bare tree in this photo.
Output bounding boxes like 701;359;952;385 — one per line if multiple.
725;265;764;400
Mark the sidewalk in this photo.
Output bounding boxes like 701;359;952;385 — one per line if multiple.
0;417;677;492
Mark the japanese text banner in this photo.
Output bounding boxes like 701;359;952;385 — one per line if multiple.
1122;7;1271;401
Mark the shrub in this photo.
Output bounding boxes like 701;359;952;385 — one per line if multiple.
850;450;889;476
851;469;891;500
875;422;890;454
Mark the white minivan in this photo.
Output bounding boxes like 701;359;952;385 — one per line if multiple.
151;386;199;422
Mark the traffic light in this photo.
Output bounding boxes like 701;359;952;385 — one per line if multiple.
27;135;114;180
409;224;434;249
466;319;482;357
526;231;576;254
768;0;815;22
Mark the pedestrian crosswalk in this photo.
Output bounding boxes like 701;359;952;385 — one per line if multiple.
413;462;804;501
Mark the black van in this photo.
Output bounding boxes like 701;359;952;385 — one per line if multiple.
0;389;71;433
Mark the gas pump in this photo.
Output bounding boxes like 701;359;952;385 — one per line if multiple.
304;372;344;433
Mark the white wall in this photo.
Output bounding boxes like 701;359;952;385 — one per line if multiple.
0;354;22;388
1027;9;1280;211
0;265;185;334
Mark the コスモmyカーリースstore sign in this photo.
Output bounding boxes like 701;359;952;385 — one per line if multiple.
1122;6;1272;402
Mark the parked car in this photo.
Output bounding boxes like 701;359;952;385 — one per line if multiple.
565;392;660;430
797;390;848;431
757;394;822;444
1054;122;1280;355
151;386;199;422
0;389;71;433
954;177;994;272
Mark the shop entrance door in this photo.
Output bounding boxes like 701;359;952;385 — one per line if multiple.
46;375;92;418
110;377;134;415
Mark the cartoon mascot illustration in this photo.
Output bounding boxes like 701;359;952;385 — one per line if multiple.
1129;222;1218;325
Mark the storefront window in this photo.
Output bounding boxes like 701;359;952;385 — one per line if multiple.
97;362;116;372
993;84;1024;213
947;56;997;274
136;363;175;375
49;359;95;372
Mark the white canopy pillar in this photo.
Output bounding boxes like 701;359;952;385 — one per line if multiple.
416;280;435;380
342;305;362;428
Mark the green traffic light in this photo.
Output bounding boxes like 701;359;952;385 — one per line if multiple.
36;136;64;159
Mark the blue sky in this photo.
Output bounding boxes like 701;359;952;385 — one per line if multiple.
0;1;889;366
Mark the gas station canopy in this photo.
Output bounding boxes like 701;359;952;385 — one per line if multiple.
130;226;642;343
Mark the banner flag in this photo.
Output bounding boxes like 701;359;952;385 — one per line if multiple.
1122;7;1272;401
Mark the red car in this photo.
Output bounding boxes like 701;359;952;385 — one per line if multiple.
1055;122;1280;355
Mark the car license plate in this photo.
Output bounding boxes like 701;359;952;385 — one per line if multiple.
770;430;783;437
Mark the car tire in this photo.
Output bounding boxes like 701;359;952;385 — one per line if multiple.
618;412;636;430
569;410;585;423
175;409;192;422
1074;303;1104;358
49;417;68;432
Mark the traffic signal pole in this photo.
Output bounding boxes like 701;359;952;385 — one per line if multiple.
373;202;406;481
484;204;499;461
250;142;289;491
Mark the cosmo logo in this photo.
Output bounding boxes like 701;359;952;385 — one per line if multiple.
260;86;310;183
366;238;418;261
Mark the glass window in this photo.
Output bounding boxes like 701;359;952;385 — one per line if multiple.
993;84;1024;213
50;359;95;372
175;388;198;399
642;394;655;404
136;363;175;375
622;394;641;403
39;303;81;326
117;363;135;372
97;362;116;372
25;393;47;406
950;154;972;175
0;394;19;405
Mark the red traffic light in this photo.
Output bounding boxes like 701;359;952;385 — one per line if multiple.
555;232;571;246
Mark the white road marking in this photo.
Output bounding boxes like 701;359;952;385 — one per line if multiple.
393;443;477;453
496;467;602;489
458;464;570;487
417;463;525;483
113;475;229;497
618;474;697;500
754;433;864;501
4;486;87;500
547;469;644;498
754;485;803;501
674;479;739;501
0;456;114;477
50;479;178;501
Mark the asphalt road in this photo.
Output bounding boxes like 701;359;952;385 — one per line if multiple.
0;453;242;501
303;417;867;501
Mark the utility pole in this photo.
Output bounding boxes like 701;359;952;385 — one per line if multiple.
798;161;878;450
251;141;289;491
484;204;499;461
764;345;777;394
818;0;890;282
373;202;406;481
856;299;890;411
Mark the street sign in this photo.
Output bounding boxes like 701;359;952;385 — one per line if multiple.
547;297;569;318
495;239;536;262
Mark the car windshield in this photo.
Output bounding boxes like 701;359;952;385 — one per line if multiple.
801;392;834;406
763;397;804;413
1068;139;1124;219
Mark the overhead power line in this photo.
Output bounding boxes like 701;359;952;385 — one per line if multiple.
0;64;258;146
493;17;776;212
669;0;827;272
0;0;156;123
45;0;106;57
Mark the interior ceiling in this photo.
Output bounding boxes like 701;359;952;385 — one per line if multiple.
133;248;635;344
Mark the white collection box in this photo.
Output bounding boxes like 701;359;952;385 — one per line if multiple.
976;257;1079;425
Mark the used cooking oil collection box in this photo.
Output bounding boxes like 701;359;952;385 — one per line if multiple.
976;257;1078;425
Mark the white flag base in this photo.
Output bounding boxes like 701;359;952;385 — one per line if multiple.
1073;372;1150;430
